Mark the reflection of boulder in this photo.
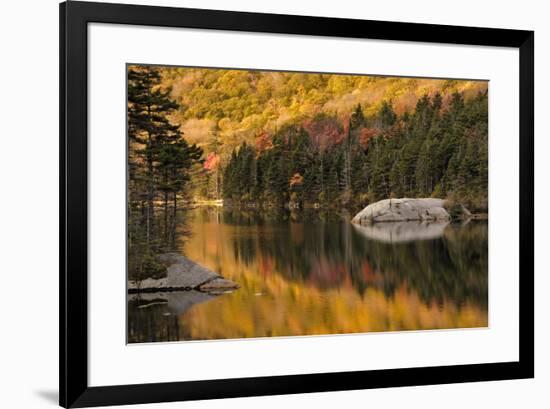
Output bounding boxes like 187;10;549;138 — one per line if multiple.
352;221;449;243
352;198;450;225
129;291;218;315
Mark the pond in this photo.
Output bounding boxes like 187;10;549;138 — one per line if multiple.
128;207;488;343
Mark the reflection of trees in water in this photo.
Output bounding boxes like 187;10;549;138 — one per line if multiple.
127;291;218;343
128;298;189;343
219;208;487;308
359;223;488;308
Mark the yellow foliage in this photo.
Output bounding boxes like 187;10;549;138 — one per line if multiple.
158;66;488;162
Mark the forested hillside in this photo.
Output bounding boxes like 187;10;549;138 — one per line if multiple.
128;65;488;222
158;67;488;211
221;93;488;211
162;68;486;151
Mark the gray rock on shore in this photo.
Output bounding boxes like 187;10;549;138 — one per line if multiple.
351;198;451;225
164;254;221;288
198;278;241;292
128;253;239;293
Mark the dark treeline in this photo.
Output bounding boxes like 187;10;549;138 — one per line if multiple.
127;66;203;281
222;91;488;212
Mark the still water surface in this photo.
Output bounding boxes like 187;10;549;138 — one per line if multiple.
128;207;488;342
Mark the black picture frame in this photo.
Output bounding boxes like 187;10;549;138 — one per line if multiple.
60;1;534;407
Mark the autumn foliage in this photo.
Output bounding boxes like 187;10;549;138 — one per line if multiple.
141;65;488;210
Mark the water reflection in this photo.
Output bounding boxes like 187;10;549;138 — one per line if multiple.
127;208;488;342
352;221;449;243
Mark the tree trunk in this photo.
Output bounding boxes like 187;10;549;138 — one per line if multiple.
171;191;178;245
146;133;154;247
164;190;168;243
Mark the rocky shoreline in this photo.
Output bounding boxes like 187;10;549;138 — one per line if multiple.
128;252;239;294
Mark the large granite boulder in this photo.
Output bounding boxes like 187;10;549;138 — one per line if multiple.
351;198;451;225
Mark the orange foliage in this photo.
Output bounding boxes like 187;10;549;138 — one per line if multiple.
255;132;272;152
359;127;380;148
303;115;346;150
289;173;304;187
203;152;220;171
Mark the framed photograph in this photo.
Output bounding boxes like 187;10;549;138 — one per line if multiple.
60;1;534;407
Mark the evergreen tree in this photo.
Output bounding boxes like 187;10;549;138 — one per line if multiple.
128;66;181;244
127;66;203;281
350;104;367;130
378;100;397;128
